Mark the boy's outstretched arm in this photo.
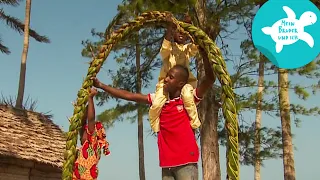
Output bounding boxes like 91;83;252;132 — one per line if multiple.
91;77;149;104
197;48;215;98
87;88;97;132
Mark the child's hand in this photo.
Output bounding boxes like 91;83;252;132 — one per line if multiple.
91;77;102;88
184;13;192;24
166;13;177;29
89;88;98;97
166;13;174;23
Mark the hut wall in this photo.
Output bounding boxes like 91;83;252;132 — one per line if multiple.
0;156;61;180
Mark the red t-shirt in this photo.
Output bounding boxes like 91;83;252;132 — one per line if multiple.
147;88;202;168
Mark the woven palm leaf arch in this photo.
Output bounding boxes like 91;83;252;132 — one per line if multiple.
62;11;239;180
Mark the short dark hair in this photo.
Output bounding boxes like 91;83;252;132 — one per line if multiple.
172;64;189;83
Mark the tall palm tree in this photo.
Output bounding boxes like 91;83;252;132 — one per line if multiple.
0;0;49;55
15;0;30;108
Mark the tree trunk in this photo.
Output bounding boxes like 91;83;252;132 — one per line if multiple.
136;33;146;180
278;68;296;180
199;88;221;180
16;0;32;109
254;54;265;180
195;1;221;180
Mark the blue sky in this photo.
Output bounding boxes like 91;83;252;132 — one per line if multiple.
1;1;319;179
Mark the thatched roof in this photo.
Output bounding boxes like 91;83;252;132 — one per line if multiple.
0;105;66;168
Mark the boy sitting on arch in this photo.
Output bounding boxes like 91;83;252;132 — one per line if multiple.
149;13;201;133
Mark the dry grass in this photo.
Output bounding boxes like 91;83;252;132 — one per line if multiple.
1;94;38;111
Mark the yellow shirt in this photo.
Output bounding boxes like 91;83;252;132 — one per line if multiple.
159;39;198;84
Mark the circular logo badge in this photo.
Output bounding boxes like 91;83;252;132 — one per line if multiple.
252;0;320;69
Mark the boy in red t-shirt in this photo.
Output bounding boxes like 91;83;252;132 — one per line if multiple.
91;48;214;179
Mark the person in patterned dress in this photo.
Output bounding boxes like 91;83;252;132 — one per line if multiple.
72;88;110;180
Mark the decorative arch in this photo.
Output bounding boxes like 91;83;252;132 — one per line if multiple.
62;11;239;180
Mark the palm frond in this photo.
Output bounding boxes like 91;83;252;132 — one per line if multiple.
0;8;50;43
0;37;10;54
104;11;125;39
0;0;22;6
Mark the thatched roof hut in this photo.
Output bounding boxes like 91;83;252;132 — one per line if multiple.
0;105;66;180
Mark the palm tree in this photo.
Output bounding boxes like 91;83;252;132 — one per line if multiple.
0;0;49;55
15;0;30;108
